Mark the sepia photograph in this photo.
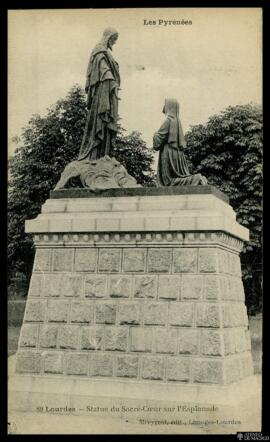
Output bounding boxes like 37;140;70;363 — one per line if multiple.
7;7;262;435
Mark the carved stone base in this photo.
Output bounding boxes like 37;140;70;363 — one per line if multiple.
10;189;257;428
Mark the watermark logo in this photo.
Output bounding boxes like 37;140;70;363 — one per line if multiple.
237;433;269;441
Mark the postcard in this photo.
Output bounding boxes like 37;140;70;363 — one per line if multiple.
8;7;262;435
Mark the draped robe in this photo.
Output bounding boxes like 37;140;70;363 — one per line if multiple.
78;42;120;161
153;100;207;186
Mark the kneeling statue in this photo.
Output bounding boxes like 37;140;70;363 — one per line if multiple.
153;98;207;186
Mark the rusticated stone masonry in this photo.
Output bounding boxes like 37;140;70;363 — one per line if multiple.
16;235;253;384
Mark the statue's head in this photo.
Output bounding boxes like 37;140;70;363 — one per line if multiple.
101;27;119;50
163;98;180;118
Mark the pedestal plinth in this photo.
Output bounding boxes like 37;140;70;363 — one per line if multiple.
9;186;258;431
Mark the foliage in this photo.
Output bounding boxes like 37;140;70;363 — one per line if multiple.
8;85;155;282
112;127;155;186
185;104;262;313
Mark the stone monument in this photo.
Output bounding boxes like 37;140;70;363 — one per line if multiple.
9;29;259;432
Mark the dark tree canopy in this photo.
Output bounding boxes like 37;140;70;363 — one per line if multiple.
185;104;262;313
8;85;155;282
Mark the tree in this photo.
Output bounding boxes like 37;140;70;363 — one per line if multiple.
8;85;155;284
185;104;262;314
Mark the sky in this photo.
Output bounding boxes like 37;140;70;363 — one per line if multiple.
8;8;262;157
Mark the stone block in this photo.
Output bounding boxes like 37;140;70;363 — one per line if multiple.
222;304;232;328
28;274;43;297
223;329;236;355
116;355;139;378
204;275;220;300
141;356;165;380
239;353;254;378
193;359;224;383
70;301;93;323
232;254;242;276
144;217;170;231
58;326;79;349
42;199;67;212
24;300;46;322
166;357;190;381
52;248;73;272
50;219;71;232
235;278;245;301
120;217;144;231
66;352;88;375
170;217;196;230
218;249;229;274
81;326;103;350
104;327;128;351
200;330;223;356
227;278;237;301
228;277;245;301
168;302;194;327
158;275;180;300
89;353;113;377
173;248;197;273
98;249;121;273
227;253;234;275
71;219;95;231
42;274;63;297
181;275;203;299
178;329;198;354
118;302;141;325
33;248;52;272
154;328;178;354
228;253;241;276
144;302;167;325
74;249;97;272
134;275;157;298
16;351;41;373
96;218;120;231
19;324;39;347
43;352;63;374
122;249;146;272
234;328;247;353
47;300;69;323
241;305;249;327
26;218;48;233
226;304;248;327
220;276;230;301
39;325;58;348
147;249;172;273
224;357;241;383
196;303;221;328
109;275;132;298
61;274;83;297
85;275;107;298
198;248;218;273
95;302;116;324
130;328;152;352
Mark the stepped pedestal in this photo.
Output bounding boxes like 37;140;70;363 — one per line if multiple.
9;186;259;432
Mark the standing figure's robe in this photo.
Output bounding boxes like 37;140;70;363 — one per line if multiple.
78;42;120;161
